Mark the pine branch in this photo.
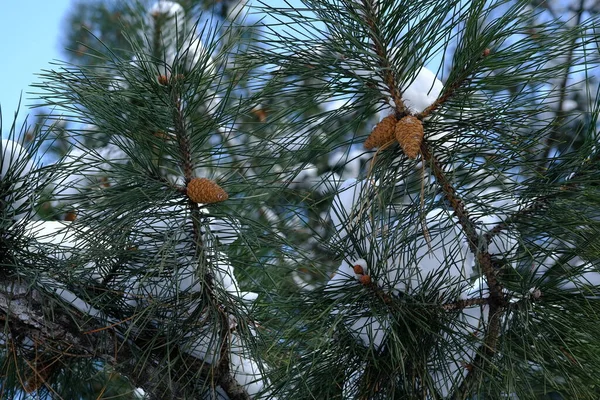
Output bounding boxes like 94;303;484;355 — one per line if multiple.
358;0;503;307
0;282;159;396
0;276;255;399
421;141;507;399
441;297;489;311
167;70;251;399
417;49;490;120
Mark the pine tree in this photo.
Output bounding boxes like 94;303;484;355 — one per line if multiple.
2;0;600;399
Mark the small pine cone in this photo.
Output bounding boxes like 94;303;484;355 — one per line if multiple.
187;178;228;204
353;264;364;275
359;275;371;285
395;115;424;159
251;108;268;122
158;75;169;85
64;211;77;222
364;114;397;149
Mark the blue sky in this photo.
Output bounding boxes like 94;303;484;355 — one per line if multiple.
0;1;73;131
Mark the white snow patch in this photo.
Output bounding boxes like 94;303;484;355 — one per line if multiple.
400;67;444;114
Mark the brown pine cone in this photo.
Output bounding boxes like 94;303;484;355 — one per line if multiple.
395;115;423;159
157;74;169;85
187;178;228;204
364;114;397;149
359;275;372;285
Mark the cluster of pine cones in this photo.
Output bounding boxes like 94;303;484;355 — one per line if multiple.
364;114;424;159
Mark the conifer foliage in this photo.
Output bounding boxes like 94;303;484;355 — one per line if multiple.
1;0;600;399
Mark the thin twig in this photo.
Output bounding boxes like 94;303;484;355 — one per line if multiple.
483;146;600;246
483;197;549;245
537;0;586;174
417;48;490;120
360;0;406;115
172;92;194;185
420;160;432;250
441;297;489;311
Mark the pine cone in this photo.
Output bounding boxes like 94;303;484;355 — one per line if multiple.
353;264;364;275
395;115;423;159
64;211;77;222
157;74;169;85
187;178;228;204
364;114;397;149
359;275;372;285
